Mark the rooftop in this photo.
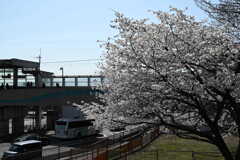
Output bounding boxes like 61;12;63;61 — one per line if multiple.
0;58;53;76
0;58;39;68
14;140;41;146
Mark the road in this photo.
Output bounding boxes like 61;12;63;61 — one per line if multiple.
0;128;142;159
0;134;105;159
0;143;10;158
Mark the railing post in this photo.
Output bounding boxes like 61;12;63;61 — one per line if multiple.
41;150;44;160
97;147;99;158
120;136;122;159
50;77;53;87
92;148;94;160
75;77;78;87
156;150;159;160
70;149;73;160
106;138;109;160
58;145;61;159
62;77;65;87
88;77;91;87
192;151;195;160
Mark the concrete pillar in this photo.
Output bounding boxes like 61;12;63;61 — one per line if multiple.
62;78;65;87
75;77;78;87
35;106;42;130
47;110;58;130
50;77;53;87
87;77;91;87
12;117;24;136
0;120;9;137
13;67;18;88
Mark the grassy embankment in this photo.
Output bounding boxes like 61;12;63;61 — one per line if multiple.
128;135;238;160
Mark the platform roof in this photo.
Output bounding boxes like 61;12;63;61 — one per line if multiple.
0;58;39;68
0;58;53;76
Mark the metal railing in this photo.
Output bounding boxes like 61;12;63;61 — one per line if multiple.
128;150;223;160
0;125;158;160
0;124;225;160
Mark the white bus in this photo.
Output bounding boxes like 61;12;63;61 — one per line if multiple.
55;118;98;139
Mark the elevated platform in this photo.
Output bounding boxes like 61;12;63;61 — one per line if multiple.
0;58;104;137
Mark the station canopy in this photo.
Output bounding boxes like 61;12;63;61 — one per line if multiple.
0;58;53;77
0;58;39;68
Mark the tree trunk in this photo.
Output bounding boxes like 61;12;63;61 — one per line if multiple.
234;139;240;160
217;144;234;160
214;135;234;160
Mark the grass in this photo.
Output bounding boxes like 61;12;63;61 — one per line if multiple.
127;135;230;160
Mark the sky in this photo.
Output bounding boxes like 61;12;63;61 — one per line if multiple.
0;0;207;76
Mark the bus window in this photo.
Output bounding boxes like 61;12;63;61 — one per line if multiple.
68;121;93;129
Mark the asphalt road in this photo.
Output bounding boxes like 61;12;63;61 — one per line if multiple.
0;128;139;159
0;143;10;158
0;134;104;159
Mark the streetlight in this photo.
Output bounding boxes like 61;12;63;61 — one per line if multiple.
60;67;64;87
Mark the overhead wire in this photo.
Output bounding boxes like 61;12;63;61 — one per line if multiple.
41;58;102;64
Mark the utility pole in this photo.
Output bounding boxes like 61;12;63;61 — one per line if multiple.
36;48;42;69
34;48;42;88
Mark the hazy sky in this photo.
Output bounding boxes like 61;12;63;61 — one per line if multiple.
0;0;207;75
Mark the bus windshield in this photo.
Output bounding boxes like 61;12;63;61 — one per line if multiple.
68;120;93;129
56;121;67;126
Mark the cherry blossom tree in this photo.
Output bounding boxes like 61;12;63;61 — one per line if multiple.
100;8;240;160
195;0;240;40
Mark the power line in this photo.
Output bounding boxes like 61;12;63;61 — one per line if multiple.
42;59;102;64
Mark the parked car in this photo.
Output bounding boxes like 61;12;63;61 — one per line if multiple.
2;140;42;160
13;133;49;146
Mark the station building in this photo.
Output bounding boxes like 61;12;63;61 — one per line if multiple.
0;58;103;138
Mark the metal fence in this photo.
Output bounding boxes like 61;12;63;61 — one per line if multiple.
1;126;224;160
192;152;224;160
127;150;224;160
0;126;159;160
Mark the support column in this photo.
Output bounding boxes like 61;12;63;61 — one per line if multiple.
12;117;24;136
75;77;78;87
87;77;91;87
0;120;9;137
62;78;65;87
50;77;53;87
13;67;18;88
47;110;58;130
35;106;42;130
